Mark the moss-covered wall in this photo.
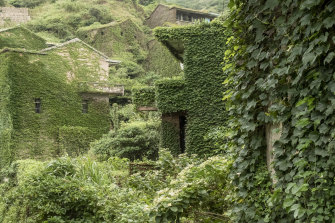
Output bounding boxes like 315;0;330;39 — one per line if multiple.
0;26;47;50
0;54;13;168
144;39;182;78
0;44;111;165
77;19;146;61
154;22;228;155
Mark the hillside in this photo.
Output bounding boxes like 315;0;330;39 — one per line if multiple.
14;0;182;95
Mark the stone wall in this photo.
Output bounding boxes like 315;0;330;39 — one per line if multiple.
0;7;30;26
145;5;176;28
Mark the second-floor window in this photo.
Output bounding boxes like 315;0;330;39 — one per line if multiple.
82;100;89;113
35;98;41;113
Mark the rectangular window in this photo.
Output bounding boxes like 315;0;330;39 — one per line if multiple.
35;98;41;113
82;100;88;113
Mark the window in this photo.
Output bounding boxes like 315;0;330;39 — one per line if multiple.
35;98;41;113
82;100;88;113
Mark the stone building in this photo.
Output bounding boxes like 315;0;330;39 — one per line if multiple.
0;7;30;26
145;4;218;28
135;22;227;155
0;27;123;166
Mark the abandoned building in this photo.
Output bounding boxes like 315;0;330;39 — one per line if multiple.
145;4;218;28
0;27;123;166
134;22;227;155
0;7;30;26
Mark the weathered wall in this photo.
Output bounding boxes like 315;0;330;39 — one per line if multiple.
0;54;13;168
0;7;30;26
77;19;146;60
144;39;182;77
1;47;111;164
155;23;228;155
145;5;176;29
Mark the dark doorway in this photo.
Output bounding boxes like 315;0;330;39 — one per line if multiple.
179;115;187;153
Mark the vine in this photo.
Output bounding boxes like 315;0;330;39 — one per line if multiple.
223;0;335;221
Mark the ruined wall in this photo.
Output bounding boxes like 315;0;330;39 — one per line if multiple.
0;47;111;165
0;53;13;168
0;7;30;26
145;5;176;28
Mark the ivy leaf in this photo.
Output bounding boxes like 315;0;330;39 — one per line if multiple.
264;0;279;10
323;17;335;29
315;148;329;157
296;118;310;128
324;52;335;64
328;81;335;93
302;52;316;66
300;0;321;10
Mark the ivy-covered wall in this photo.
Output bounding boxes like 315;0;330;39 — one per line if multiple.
0;54;13;168
77;19;146;62
0;40;112;166
222;0;335;222
132;86;156;109
154;22;228;155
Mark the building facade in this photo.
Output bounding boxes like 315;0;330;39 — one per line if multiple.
0;27;122;166
145;4;218;28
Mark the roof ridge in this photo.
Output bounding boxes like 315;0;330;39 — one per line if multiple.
40;38;121;64
0;47;47;55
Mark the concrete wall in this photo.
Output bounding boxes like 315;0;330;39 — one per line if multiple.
266;122;282;183
0;7;30;26
145;5;176;29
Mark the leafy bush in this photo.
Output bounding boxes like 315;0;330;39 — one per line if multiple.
9;0;48;8
91;121;160;161
150;156;233;222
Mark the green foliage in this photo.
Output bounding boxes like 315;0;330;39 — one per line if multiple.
58;126;94;156
223;0;335;222
0;41;111;166
91;121;160;161
9;0;48;8
0;0;5;6
155;78;186;113
154;22;228;155
0;27;47;50
150;156;233;222
132;86;156;109
160;120;180;155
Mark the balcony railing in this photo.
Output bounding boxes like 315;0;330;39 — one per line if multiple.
78;82;124;95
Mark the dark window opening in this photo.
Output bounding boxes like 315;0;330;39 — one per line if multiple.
35;98;41;113
121;31;124;36
179;115;187;153
101;31;105;35
82;100;89;113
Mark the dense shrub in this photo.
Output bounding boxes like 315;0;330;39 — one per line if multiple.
91;121;160;161
9;0;48;8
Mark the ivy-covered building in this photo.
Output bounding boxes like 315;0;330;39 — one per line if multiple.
134;22;227;155
0;27;122;167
